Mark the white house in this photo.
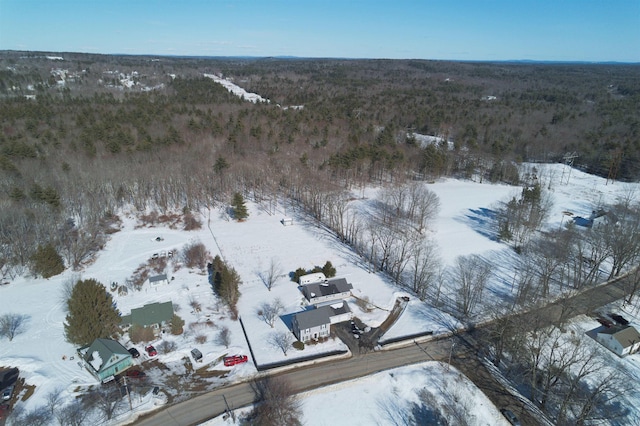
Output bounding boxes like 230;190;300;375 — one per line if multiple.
301;277;353;306
292;307;331;343
148;273;169;286
291;303;353;343
596;325;640;357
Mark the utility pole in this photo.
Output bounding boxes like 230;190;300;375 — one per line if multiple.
447;341;456;371
560;152;578;185
222;394;235;422
123;376;132;411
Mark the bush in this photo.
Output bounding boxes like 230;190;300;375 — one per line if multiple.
158;340;177;354
292;341;305;351
195;334;207;344
31;243;65;278
129;324;155;343
181;241;209;269
291;261;337;283
292;268;307;283
170;314;185;335
183;213;202;231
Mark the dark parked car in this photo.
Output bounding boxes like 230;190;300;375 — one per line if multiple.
145;345;157;357
500;409;521;426
2;385;13;401
128;348;140;358
609;313;630;326
191;348;203;362
597;317;613;328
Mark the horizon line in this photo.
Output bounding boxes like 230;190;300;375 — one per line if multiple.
2;49;639;65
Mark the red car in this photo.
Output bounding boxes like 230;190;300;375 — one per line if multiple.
223;355;248;367
145;345;157;357
125;369;146;379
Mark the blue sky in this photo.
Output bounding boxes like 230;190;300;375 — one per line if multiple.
1;0;638;62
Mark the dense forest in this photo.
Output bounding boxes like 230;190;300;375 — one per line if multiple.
0;51;639;279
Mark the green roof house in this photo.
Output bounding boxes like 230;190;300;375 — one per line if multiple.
81;338;132;382
121;301;174;336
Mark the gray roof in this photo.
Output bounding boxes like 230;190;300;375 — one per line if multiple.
600;325;640;348
84;338;130;371
124;301;173;327
328;301;351;316
294;307;331;329
302;278;353;300
149;274;168;283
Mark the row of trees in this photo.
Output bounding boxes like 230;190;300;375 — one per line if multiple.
481;310;630;425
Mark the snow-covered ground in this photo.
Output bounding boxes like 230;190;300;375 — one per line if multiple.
1;163;639;425
201;362;510;426
204;73;270;104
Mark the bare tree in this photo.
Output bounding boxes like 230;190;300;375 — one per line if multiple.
7;406;51;426
261;258;283;291
453;254;491;318
603;202;640;279
526;235;565;298
55;400;90;426
407;240;441;300
216;326;231;348
257;299;284;328
406;183;440;233
86;386;123;421
245;376;302;426
622;265;640;305
0;313;29;341
269;331;294;356
45;387;65;415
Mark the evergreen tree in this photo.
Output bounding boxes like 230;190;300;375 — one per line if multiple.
31;243;65;278
211;255;241;311
64;279;121;346
231;192;248;221
322;261;337;278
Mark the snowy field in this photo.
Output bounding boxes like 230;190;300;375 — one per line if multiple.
200;362;511;426
1;163;640;424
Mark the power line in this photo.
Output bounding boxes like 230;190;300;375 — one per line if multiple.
560;152;578;185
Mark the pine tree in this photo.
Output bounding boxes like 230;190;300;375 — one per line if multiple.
322;261;337;278
64;279;121;346
211;255;241;310
31;243;65;278
231;192;248;221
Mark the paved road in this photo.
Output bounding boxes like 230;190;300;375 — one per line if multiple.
136;276;630;426
136;339;453;426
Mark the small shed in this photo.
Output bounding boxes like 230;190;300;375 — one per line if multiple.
281;218;294;226
148;273;169;286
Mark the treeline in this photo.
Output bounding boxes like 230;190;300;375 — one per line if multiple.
0;52;639;281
